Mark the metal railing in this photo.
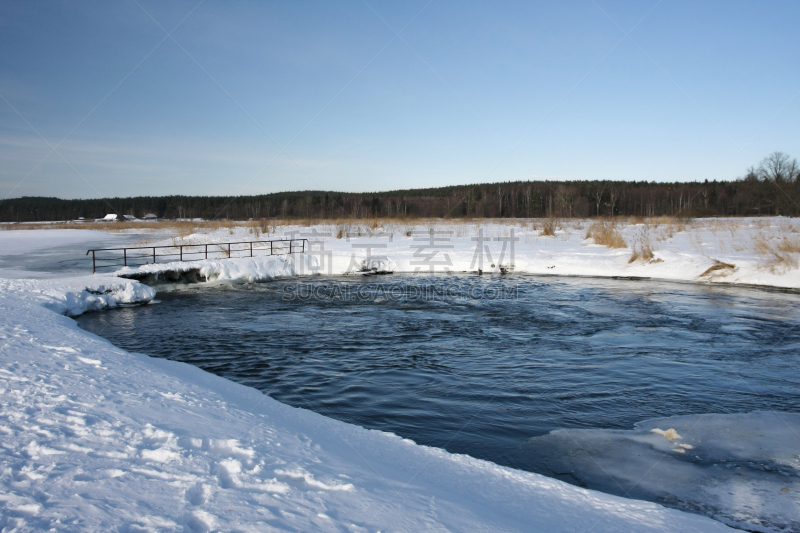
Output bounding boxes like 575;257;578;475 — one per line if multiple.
86;238;308;273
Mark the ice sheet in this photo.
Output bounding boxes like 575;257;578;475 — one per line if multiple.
526;412;800;531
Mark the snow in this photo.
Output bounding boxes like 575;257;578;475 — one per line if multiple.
0;276;156;317
115;217;800;289
120;254;318;284
0;227;742;531
0;230;128;258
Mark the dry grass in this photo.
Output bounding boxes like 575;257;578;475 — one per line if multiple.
648;215;681;227
706;218;745;236
753;233;800;272
335;223;350;239
646;216;691;242
540;218;558;237
627;226;663;264
585;221;626;248
700;261;736;277
628;245;658;263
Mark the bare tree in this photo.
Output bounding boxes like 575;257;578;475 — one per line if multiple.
523;187;532;217
592;185;605;217
756;152;800;215
757;152;800;183
554;185;574;217
608;187;619;217
498;186;506;217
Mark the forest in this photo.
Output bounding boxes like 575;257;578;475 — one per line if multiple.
2;152;798;222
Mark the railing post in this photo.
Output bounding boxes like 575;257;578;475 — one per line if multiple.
153;247;156;264
270;240;273;255
123;248;127;267
205;244;208;259
228;243;231;258
92;250;96;273
250;241;253;257
180;245;183;261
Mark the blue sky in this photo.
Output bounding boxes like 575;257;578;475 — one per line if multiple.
1;0;798;199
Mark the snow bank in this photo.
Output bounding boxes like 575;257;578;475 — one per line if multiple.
117;254;321;284
358;256;397;274
527;413;800;532
0;276;156;316
114;218;800;290
0;279;733;531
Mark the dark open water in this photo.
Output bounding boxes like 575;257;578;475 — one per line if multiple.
76;275;800;476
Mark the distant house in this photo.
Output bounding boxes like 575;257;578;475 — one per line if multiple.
97;214;138;222
143;213;158;220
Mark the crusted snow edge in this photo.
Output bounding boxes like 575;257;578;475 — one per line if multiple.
114;254;800;294
1;276;157;317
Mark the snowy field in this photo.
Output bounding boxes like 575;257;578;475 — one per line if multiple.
2;219;798;531
114;217;800;289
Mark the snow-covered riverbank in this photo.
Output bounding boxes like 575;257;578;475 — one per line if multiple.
0;274;735;531
115;217;800;289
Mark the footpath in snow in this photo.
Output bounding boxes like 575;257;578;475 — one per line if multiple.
0;228;740;531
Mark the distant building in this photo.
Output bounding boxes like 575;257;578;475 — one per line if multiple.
143;213;158;220
97;214;138;222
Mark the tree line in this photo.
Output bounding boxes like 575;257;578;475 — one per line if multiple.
2;152;799;222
